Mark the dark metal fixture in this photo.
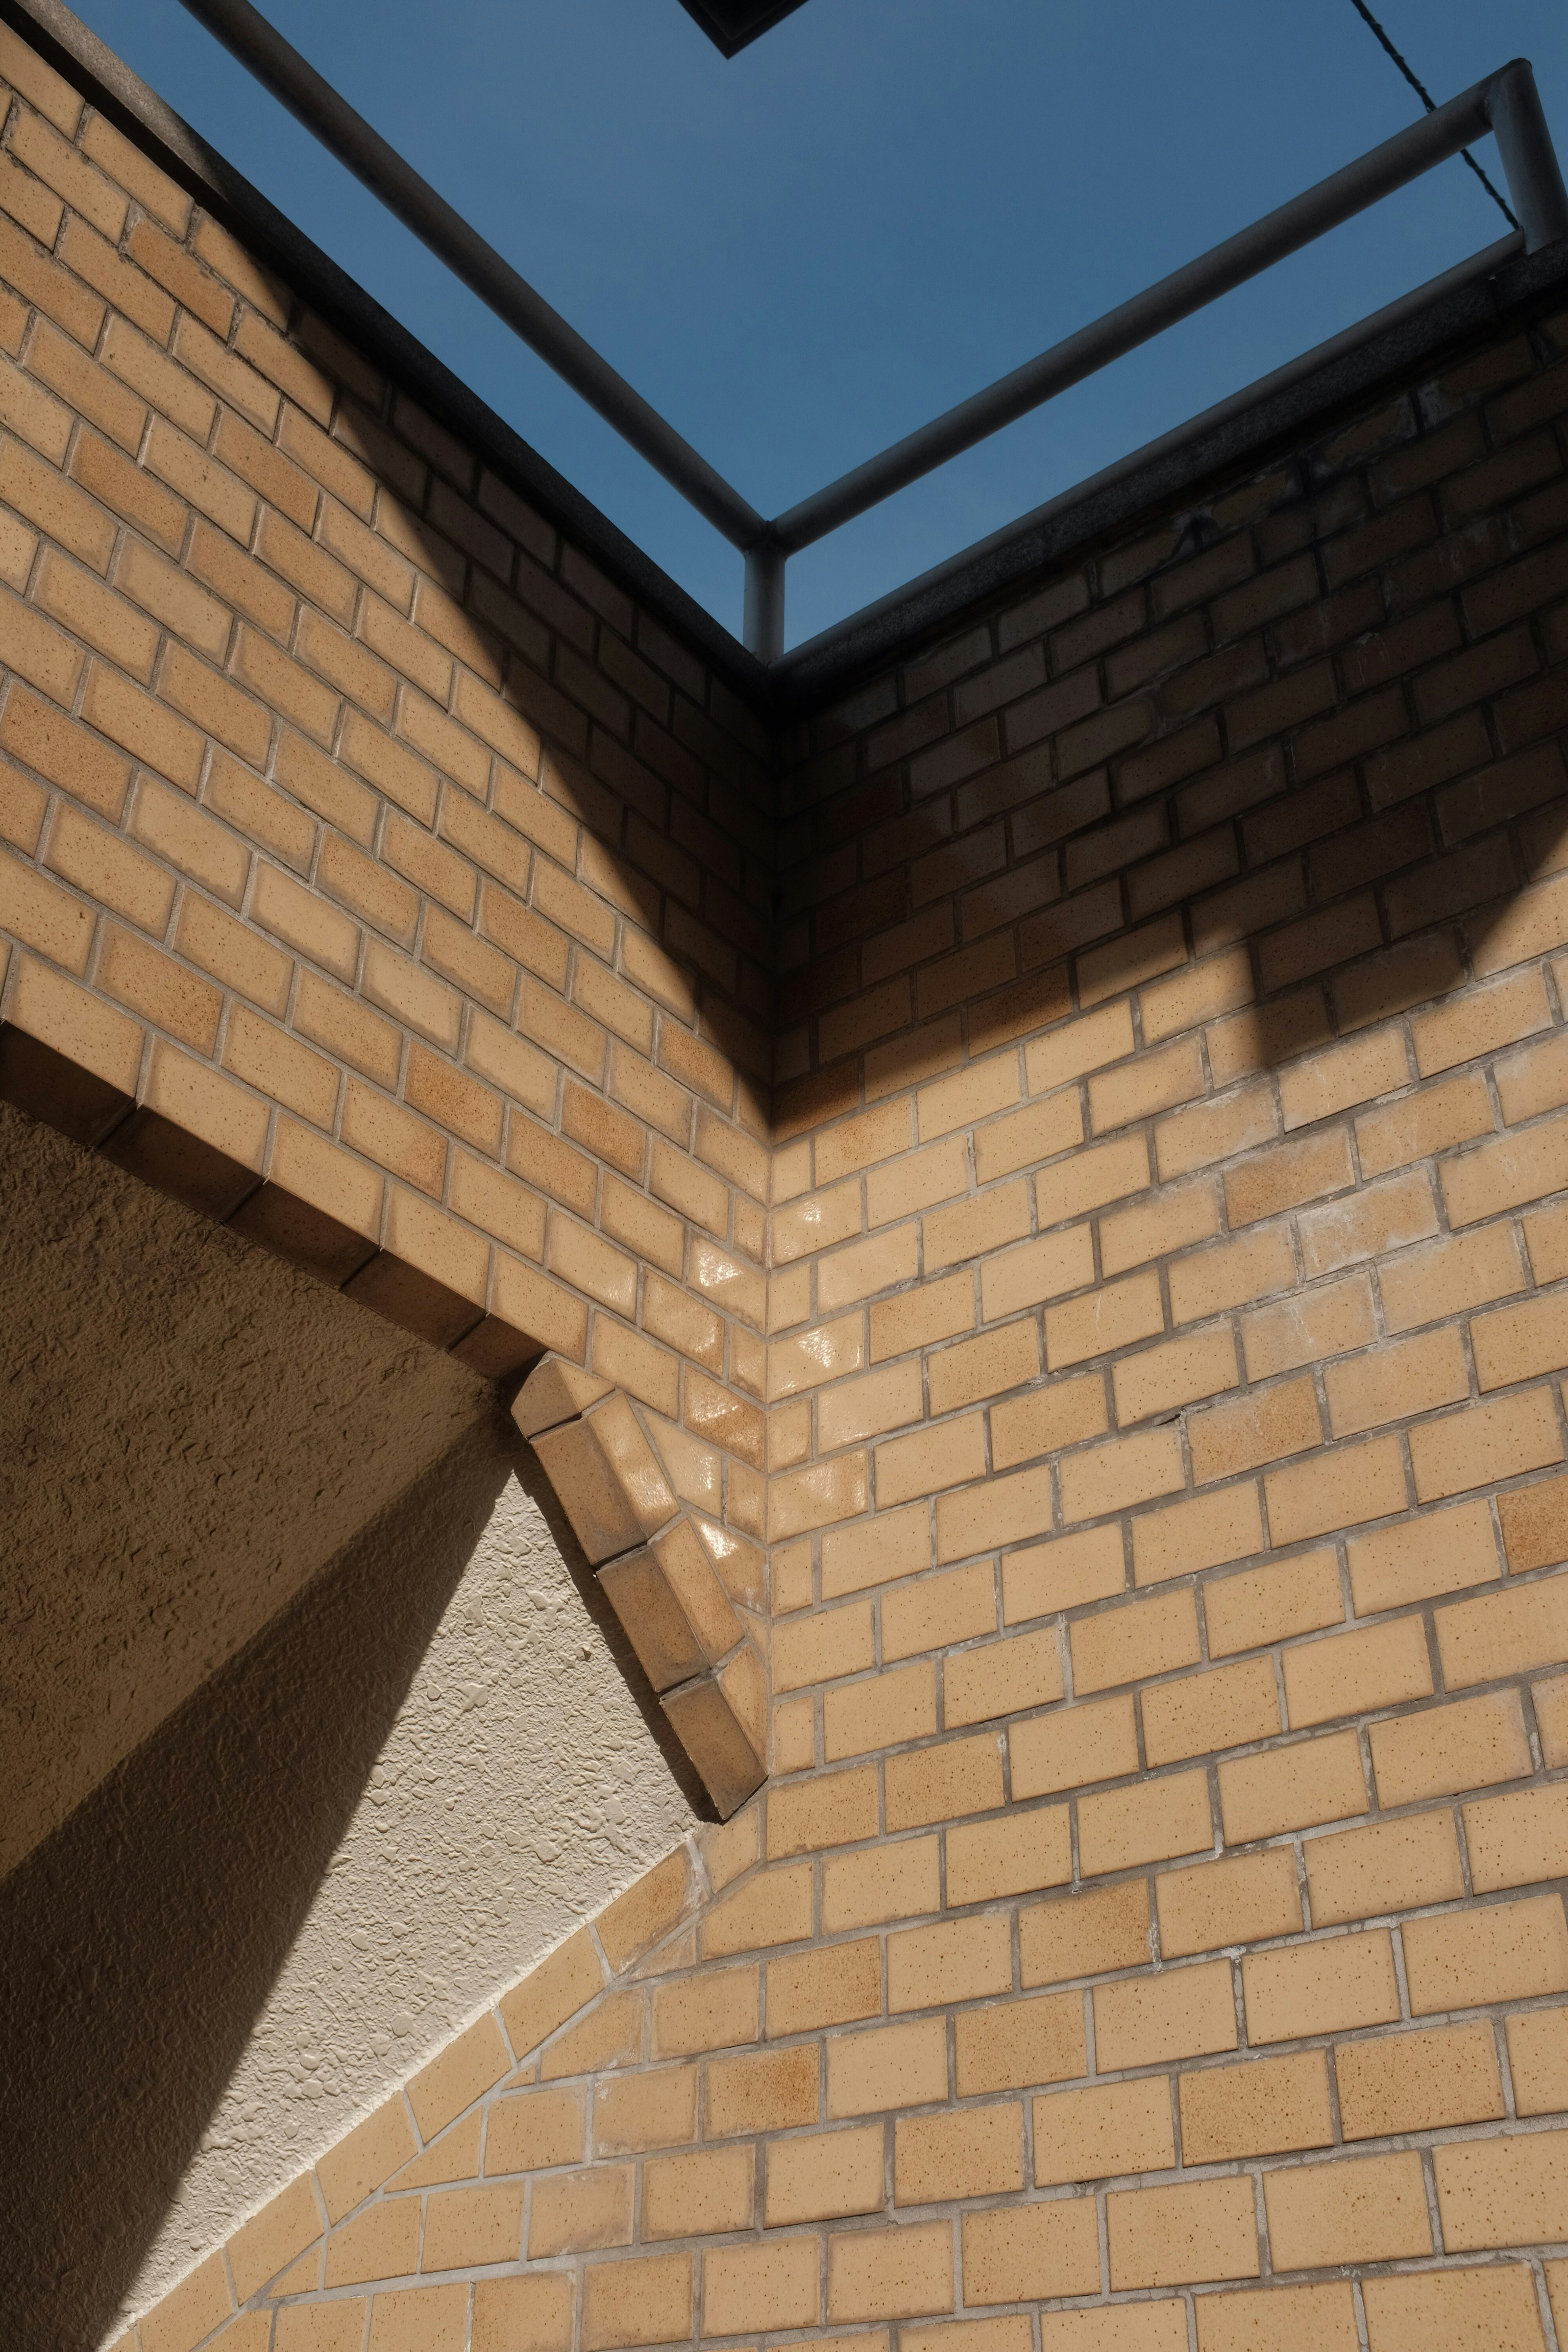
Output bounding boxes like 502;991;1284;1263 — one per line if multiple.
675;0;812;57
170;0;1568;663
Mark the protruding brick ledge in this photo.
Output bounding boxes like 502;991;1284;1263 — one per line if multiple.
0;977;579;1377
513;1355;768;1817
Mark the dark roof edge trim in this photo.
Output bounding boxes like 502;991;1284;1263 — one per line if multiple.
778;232;1568;709
0;0;772;709
675;0;813;60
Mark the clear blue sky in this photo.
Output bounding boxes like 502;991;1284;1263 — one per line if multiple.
66;0;1568;649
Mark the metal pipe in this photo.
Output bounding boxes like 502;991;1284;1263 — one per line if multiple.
1485;60;1568;252
155;7;1565;668
743;538;786;664
172;0;766;552
769;68;1516;557
775;229;1525;682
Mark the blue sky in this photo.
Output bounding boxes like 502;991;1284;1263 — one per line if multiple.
66;0;1568;649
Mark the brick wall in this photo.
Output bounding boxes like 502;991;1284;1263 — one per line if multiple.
0;14;777;1816
11;7;1568;2348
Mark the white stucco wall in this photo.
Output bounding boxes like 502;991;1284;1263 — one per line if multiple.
124;1449;695;2324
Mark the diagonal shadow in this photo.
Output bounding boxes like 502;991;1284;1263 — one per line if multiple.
0;1416;510;2352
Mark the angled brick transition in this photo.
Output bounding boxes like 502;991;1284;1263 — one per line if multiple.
8;8;1568;2349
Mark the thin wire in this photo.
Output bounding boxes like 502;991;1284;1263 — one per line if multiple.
1346;0;1520;229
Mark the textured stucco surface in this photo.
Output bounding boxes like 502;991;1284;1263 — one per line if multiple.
0;1107;695;2347
121;1441;695;2326
0;1098;494;1873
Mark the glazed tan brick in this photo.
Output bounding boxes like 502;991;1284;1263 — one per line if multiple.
826;2017;947;2118
1334;2019;1504;2139
1465;1783;1568;1893
883;1560;997;1661
945;1626;1064;1727
1034;2077;1174;2185
1433;2129;1568;2253
960;2201;1099;2305
705;2044;818;2138
1193;2283;1356;2352
954;1988;1084;2097
1473;1289;1568;1392
1099;1178;1222;1278
1114;1324;1239;1426
1010;1693;1138;1799
1381;1222;1528;1332
1368;1687;1531;1807
1444;1113;1568;1227
1346;1497;1500;1612
581;2252;691;2350
1094;1957;1236;2071
824;1660;935;1761
1058;1425;1185;1523
1131;1485;1264;1588
1263;2151;1432;2269
1020;1879;1150;1987
894;2101;1023;2203
1404;1893;1568;2014
1409;1388;1563;1504
1003;1524;1126;1622
1242;1930;1400;2042
1324;1326;1468;1438
1361;2266;1550;2352
702;1863;813;1959
592;2066;697;2155
1168;1224;1296;1325
1304;1809;1465;1926
1180;2049;1333;2162
946;1802;1072;1906
887;1914;1012;2012
1155;1845;1301;1956
1071;1587;1199;1695
1506;2005;1568;2114
1205;1549;1343;1657
767;1938;881;2035
1260;1420;1410;1552
825;2219;953;2322
1436;1572;1568;1687
1079;1767;1213;1876
1107;2176;1259;2290
772;1600;875;1694
886;1732;1004;1830
644;2145;752;2240
1142;1655;1281;1767
702;2236;820;2335
1282;1613;1432;1729
764;2125;882;2227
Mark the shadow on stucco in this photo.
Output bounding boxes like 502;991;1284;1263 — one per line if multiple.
0;1419;509;2351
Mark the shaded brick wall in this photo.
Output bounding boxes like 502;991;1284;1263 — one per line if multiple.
11;8;1568;2350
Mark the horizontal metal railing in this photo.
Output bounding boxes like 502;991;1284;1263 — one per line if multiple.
174;0;1568;665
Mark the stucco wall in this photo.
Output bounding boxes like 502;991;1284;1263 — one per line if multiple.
1;1094;493;1872
0;1100;695;2346
122;1435;696;2326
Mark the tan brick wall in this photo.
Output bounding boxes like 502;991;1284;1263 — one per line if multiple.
0;16;772;1461
0;7;777;1812
12;9;1568;2348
